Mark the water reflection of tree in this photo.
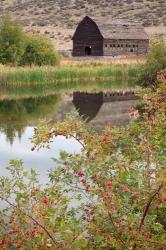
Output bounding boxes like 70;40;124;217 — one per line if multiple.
0;95;60;144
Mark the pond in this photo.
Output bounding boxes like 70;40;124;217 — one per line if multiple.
0;80;139;181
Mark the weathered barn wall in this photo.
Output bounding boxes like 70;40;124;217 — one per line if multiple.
73;40;103;56
72;16;149;57
103;39;149;56
72;17;103;56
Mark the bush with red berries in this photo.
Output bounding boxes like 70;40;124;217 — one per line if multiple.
0;81;165;249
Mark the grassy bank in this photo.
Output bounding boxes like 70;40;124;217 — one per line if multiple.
0;63;138;88
0;79;138;101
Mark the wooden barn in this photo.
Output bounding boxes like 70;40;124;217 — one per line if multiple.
72;16;149;57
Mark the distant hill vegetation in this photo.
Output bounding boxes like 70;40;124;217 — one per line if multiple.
1;0;166;50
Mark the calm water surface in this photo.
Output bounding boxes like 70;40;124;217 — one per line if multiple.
0;88;138;181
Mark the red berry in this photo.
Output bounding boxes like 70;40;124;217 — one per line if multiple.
159;197;166;202
81;178;86;184
107;181;113;189
34;188;40;192
86;185;90;191
42;197;49;205
77;171;84;177
132;191;141;197
8;228;20;235
121;184;130;193
93;178;97;183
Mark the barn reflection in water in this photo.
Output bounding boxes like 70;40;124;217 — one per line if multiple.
73;92;103;122
0;90;139;143
72;91;138;128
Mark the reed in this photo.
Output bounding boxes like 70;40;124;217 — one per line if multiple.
0;63;138;88
0;78;138;101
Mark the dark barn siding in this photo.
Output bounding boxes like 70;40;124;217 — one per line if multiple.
72;16;103;56
72;16;149;57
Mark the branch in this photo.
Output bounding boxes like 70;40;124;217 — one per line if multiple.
132;183;163;250
108;212;130;250
102;185;130;250
139;184;163;231
0;196;60;248
70;134;85;149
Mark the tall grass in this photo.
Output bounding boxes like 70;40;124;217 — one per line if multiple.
0;63;138;88
0;78;138;101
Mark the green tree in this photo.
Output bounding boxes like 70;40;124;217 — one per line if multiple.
20;33;60;66
0;15;25;65
138;37;166;86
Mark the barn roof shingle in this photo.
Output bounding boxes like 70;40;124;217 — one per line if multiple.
87;16;149;40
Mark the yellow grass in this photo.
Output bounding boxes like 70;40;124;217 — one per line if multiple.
0;55;145;73
62;55;145;66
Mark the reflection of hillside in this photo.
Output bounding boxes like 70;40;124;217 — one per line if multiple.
90;100;138;130
0;95;60;144
51;93;75;122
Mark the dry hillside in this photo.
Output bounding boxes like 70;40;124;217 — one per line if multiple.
0;0;166;50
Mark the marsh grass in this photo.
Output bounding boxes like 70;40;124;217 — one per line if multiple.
0;63;138;88
0;78;138;101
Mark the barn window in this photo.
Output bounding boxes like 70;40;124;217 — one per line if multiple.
113;44;115;47
118;44;120;48
105;44;107;48
126;44;128;47
110;44;112;47
133;45;135;48
121;44;123;47
128;45;131;48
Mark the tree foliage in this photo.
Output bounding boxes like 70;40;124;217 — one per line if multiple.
137;37;166;86
0;15;60;66
20;33;60;66
0;80;166;249
0;15;24;65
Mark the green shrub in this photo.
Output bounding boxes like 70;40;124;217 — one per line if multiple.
0;15;25;65
0;15;60;66
20;33;60;66
137;37;166;86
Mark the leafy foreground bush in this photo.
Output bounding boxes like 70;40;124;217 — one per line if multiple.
0;16;60;66
0;81;166;249
0;16;24;66
20;33;60;66
137;37;166;87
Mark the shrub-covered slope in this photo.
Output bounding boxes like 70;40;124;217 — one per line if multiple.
1;0;166;50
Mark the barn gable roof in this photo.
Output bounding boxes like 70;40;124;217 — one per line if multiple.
74;16;149;40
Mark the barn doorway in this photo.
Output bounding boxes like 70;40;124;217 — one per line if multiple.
85;46;92;56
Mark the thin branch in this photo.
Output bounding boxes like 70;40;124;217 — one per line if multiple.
66;182;94;203
139;184;163;231
108;212;130;250
69;134;85;149
0;196;59;248
132;183;163;250
102;186;130;250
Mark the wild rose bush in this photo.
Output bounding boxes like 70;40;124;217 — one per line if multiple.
0;82;166;249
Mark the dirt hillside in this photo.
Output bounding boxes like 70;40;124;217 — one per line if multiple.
1;0;166;50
